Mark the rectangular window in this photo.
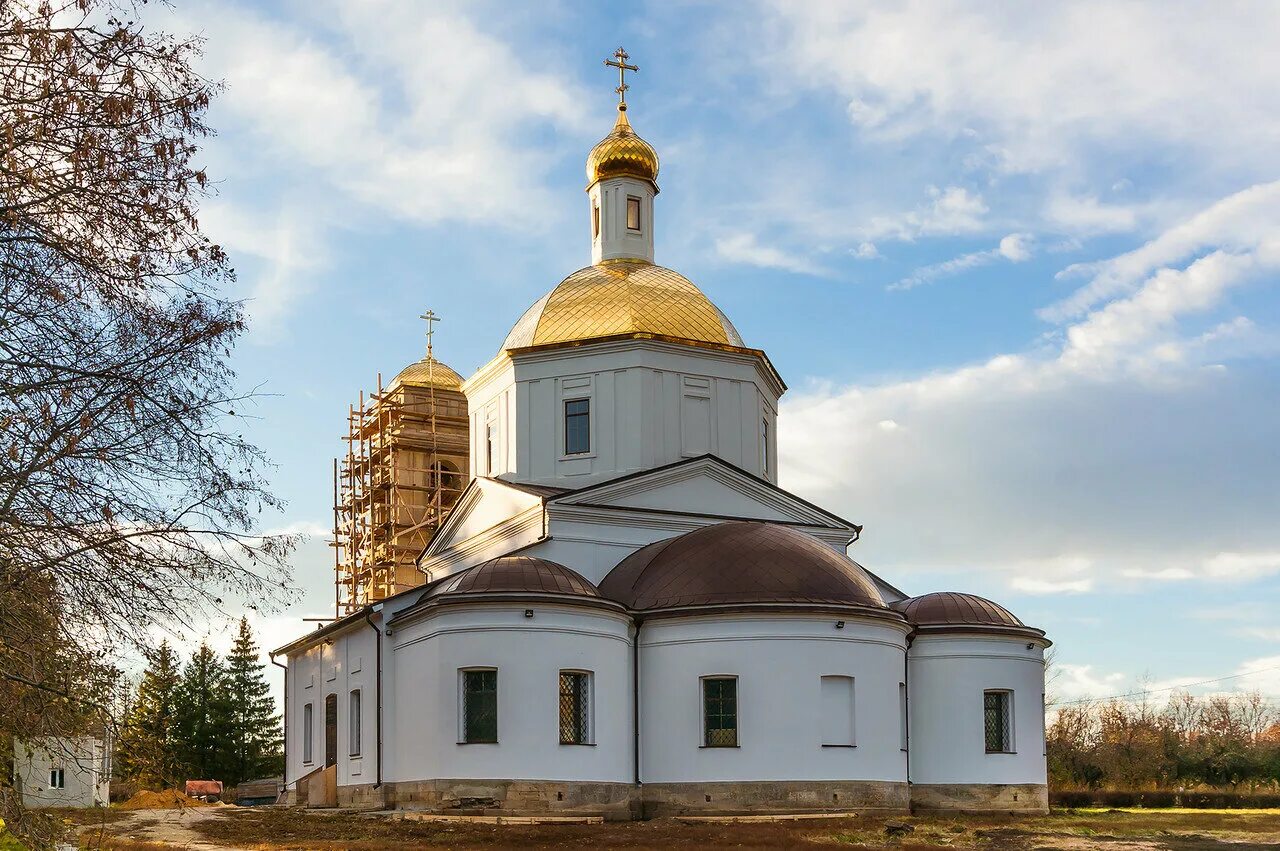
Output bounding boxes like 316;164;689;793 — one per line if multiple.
984;690;1013;753
820;675;855;746
702;676;738;747
899;682;909;750
349;690;362;757
592;201;600;238
627;196;641;231
462;669;498;743
559;671;592;744
485;421;497;474
49;768;64;789
302;703;314;763
761;418;770;476
564;399;590;455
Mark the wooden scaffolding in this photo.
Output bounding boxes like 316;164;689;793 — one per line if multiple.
332;320;469;617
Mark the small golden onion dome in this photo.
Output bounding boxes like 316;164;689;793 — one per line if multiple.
502;260;744;351
390;355;465;390
585;105;659;188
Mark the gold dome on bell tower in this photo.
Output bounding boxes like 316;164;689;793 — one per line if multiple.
586;48;659;190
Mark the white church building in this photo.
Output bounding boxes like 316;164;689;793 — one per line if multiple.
275;68;1051;818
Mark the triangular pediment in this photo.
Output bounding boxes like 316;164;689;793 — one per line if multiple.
550;455;857;532
422;477;547;560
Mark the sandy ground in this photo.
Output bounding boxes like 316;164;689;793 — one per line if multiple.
89;807;245;851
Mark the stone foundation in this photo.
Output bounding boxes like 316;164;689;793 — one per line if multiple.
335;781;391;809
640;780;909;819
383;779;637;821
910;783;1048;813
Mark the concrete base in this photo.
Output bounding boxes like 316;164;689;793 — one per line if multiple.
640;780;908;819
383;779;637;821
910;783;1048;814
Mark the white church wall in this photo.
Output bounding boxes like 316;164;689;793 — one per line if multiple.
464;340;780;491
591;175;655;264
907;634;1048;786
638;615;909;784
285;622;381;790
385;604;632;784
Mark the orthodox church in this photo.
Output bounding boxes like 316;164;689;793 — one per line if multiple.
275;52;1050;818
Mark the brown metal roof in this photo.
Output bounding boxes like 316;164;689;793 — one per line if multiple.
599;521;887;612
428;555;601;599
892;592;1026;628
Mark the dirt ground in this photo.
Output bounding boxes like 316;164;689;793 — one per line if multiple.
73;807;1280;851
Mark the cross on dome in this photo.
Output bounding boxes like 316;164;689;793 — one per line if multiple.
604;47;638;107
419;309;441;357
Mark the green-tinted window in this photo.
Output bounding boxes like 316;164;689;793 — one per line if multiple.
463;669;498;743
703;677;738;747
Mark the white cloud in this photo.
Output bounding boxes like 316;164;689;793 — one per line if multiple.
865;186;988;242
1043;193;1141;235
778;183;1280;594
715;232;824;275
889;232;1033;290
1054;664;1126;700
852;241;881;260
757;2;1280;176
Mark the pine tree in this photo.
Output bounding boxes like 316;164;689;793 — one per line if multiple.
117;641;184;788
219;618;283;785
174;643;229;781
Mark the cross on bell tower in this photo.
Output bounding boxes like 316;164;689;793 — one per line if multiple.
604;47;638;107
419;309;440;358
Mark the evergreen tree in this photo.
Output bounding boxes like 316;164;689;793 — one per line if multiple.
219;618;283;785
174;643;229;781
117;641;184;788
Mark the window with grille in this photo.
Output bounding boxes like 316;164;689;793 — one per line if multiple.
627;196;641;231
564;399;590;455
702;676;738;747
559;671;592;744
984;690;1013;753
462;669;498;743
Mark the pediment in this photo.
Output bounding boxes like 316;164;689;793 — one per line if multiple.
422;477;546;560
550;455;856;532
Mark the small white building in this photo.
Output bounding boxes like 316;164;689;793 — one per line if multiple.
13;736;111;809
275;83;1052;818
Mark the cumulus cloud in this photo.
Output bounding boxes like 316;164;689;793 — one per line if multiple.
864;185;989;242
778;184;1280;593
889;232;1033;290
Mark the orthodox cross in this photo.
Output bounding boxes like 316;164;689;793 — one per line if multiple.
604;47;638;105
419;309;441;358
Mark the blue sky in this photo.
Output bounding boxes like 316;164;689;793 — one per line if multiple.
152;1;1280;704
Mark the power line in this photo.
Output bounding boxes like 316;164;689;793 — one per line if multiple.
1052;663;1280;706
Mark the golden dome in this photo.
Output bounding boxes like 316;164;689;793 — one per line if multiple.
586;105;659;188
502;260;745;351
390;355;464;391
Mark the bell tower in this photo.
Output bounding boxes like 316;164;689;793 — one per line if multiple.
587;48;659;264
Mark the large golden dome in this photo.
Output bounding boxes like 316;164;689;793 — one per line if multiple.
502;260;744;351
585;105;659;188
390;355;464;390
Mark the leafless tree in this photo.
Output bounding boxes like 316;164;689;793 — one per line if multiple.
0;1;295;845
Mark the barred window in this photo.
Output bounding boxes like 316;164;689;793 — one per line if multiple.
703;676;738;747
559;671;592;744
984;690;1013;753
462;669;498;743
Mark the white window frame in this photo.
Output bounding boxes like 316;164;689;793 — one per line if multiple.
819;675;856;747
349;689;362;758
563;398;591;456
984;689;1015;754
699;674;740;748
302;702;314;764
626;195;642;231
558;669;595;745
48;768;65;789
457;667;499;744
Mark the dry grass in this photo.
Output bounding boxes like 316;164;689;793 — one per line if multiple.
171;807;1280;850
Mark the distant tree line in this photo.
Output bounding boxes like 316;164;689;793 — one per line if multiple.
116;618;282;790
1048;691;1280;791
